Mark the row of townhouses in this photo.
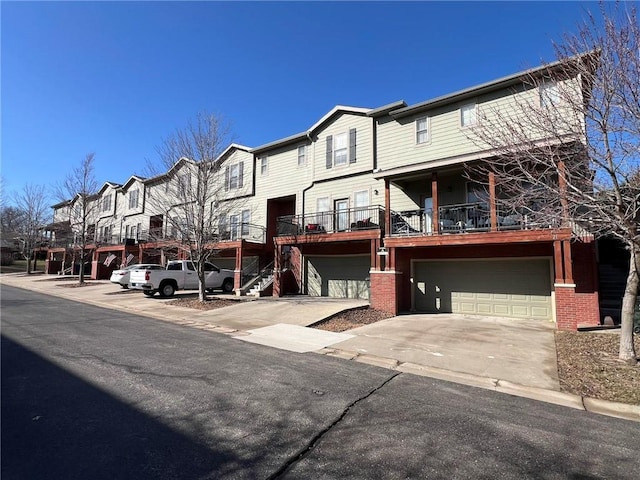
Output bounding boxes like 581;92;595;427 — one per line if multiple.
42;59;620;331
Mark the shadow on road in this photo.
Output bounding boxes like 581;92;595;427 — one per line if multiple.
1;334;240;480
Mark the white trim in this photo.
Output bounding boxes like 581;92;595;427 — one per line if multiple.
554;283;577;288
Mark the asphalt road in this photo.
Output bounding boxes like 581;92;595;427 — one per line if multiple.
2;285;639;479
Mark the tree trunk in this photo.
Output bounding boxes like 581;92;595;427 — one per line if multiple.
198;267;207;303
619;243;638;364
79;252;85;285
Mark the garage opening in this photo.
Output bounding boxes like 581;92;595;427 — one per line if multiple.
305;255;370;299
412;258;552;320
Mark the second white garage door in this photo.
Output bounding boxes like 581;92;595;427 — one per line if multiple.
413;258;552;320
305;255;370;299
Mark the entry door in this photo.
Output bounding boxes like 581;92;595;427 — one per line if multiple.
335;199;349;231
423;197;433;233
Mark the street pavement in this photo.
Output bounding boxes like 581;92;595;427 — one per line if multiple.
2;286;639;480
1;272;638;421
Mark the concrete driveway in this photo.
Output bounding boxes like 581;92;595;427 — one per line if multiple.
331;313;559;390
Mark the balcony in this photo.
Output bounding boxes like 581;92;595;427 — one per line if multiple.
390;202;557;236
135;223;267;245
277;206;385;236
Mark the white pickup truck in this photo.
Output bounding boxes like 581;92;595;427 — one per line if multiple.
129;260;235;297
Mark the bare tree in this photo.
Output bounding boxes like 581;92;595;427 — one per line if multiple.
12;184;51;273
468;4;639;362
146;112;242;302
56;153;100;284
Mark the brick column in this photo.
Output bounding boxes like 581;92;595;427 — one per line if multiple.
554;285;577;331
272;244;282;297
369;270;400;315
234;244;243;295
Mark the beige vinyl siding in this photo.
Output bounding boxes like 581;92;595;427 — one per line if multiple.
304;174;385;215
253;141;313;210
312;113;374;181
376;82;577;172
222;149;253;200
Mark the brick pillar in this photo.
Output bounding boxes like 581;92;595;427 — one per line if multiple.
272;244;282;297
370;270;400;315
555;284;577;331
234;244;243;294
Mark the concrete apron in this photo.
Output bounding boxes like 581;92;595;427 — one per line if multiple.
331;314;560;391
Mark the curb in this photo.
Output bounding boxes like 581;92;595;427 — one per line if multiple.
320;348;640;423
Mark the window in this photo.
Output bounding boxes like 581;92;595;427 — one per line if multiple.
241;209;250;236
102;194;112;212
298;146;306;166
325;129;357;168
316;197;329;225
219;214;228;236
460;103;477;127
354;190;369;222
225;162;244;190
230;214;239;240
416;116;429;144
260;156;268;175
540;81;559;108
334;133;348;166
466;182;485;204
177;174;190;196
128;189;139;209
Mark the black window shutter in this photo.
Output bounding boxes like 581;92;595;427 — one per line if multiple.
238;162;244;188
349;128;357;163
326;135;333;169
224;166;229;191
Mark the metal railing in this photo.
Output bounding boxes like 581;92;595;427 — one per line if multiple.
276;206;384;236
390;202;557;236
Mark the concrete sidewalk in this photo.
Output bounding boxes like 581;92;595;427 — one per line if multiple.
2;272;638;421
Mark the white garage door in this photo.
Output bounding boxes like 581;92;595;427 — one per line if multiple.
305;255;370;299
413;259;552;320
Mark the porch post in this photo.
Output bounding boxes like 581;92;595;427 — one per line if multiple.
431;172;439;233
384;179;391;235
553;240;564;283
234;243;243;294
562;239;573;284
558;159;569;227
273;244;282;297
489;172;497;232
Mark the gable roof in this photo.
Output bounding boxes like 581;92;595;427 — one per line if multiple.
252;105;371;154
97;181;121;196
388;53;596;119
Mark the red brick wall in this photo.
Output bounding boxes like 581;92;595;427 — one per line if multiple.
554;240;600;330
370;271;399;315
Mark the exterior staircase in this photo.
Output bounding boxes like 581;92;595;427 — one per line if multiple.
241;261;275;297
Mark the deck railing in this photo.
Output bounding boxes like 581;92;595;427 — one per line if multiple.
390;203;557;236
276;206;385;236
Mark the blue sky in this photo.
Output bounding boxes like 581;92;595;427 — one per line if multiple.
1;1;599;203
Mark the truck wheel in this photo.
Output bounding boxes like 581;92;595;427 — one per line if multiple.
160;282;176;298
222;279;234;293
143;290;155;297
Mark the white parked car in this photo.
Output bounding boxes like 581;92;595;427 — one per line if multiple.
110;264;163;289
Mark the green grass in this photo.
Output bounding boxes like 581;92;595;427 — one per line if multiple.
0;259;39;274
